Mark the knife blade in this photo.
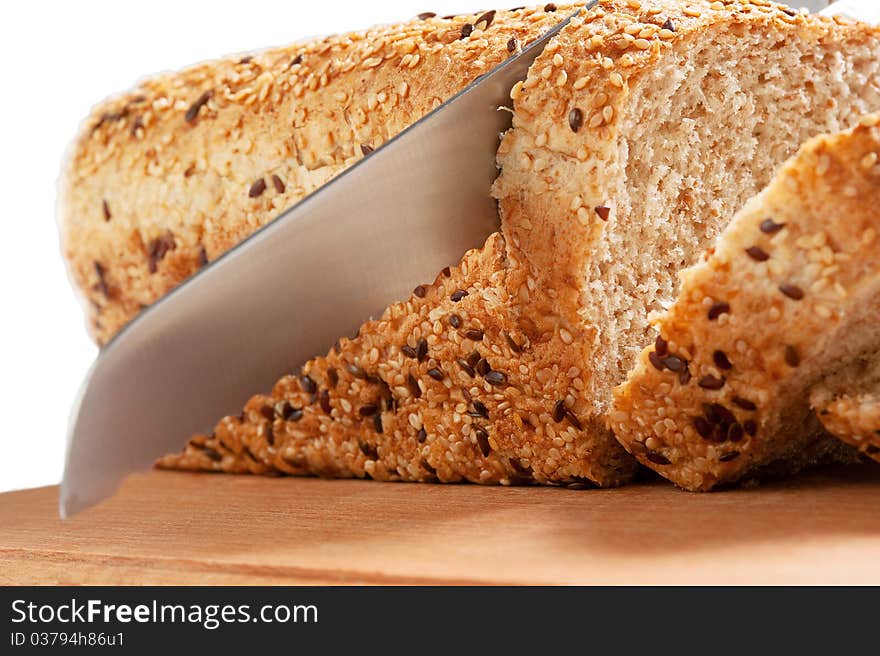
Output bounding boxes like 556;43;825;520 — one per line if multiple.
60;4;593;517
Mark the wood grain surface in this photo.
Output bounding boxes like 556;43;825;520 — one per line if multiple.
1;465;879;585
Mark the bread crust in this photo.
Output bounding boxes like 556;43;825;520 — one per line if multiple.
812;360;880;462
158;232;638;486
60;5;576;345
612;114;880;490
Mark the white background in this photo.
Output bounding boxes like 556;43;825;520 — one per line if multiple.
0;0;839;495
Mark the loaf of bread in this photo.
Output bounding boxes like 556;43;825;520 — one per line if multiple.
613;114;880;490
60;5;575;345
812;358;880;462
157;2;880;487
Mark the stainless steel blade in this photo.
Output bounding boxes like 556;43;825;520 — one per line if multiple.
60;5;591;517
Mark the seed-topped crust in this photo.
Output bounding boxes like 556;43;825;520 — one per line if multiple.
157;233;637;487
811;359;880;463
60;5;579;345
612;114;880;490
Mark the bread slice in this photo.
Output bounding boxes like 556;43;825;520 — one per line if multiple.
612;114;880;490
812;358;880;462
60;5;577;345
159;2;880;487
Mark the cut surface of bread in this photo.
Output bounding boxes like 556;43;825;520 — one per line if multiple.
60;5;576;345
159;2;880;487
613;114;880;490
812;358;880;462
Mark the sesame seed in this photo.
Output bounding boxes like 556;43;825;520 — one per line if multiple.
319;389;331;413
427;367;444;381
450;289;469;302
413;285;427;298
745;246;770;262
720;451;741;462
662;18;675;31
449;314;462;329
360;144;374;156
460;23;474;39
507;37;519;53
417;12;436;20
779;284;804;300
401;344;417;359
457;358;475;378
784;344;800;367
373;413;383;434
544;3;557;11
102;200;111;222
466;350;481;368
197;246;208;268
744;420;758;437
417;428;427;443
594;205;611;221
271;174;285;194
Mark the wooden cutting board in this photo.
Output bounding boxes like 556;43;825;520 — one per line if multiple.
2;465;879;585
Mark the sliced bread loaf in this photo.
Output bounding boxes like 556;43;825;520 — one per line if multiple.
613;114;880;490
812;358;880;462
60;5;576;345
160;2;880;487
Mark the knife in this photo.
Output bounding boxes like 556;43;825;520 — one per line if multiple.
59;4;594;517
